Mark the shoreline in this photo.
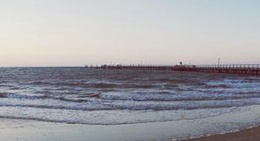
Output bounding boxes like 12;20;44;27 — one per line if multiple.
1;105;260;141
0;119;260;141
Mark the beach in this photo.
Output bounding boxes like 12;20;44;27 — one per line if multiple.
1;105;260;141
1;122;260;141
187;126;260;141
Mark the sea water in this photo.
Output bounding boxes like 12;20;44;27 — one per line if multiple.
0;67;260;140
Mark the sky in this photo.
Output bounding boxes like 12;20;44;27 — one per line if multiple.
0;0;260;67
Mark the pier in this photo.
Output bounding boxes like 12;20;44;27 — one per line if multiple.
195;64;260;75
89;64;260;75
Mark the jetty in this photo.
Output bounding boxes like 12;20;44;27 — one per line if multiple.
178;64;260;75
86;64;260;75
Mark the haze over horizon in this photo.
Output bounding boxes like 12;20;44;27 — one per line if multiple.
1;0;260;67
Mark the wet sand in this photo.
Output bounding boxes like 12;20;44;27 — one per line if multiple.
1;105;260;141
1;118;260;141
185;126;260;141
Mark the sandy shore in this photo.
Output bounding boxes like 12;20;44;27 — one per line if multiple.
1;105;260;141
185;126;260;141
0;118;260;141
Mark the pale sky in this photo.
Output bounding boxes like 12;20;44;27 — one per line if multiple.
0;0;260;66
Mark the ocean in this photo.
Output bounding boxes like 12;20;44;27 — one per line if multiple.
0;67;260;127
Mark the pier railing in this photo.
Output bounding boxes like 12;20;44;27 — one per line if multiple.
197;64;260;69
194;64;260;75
